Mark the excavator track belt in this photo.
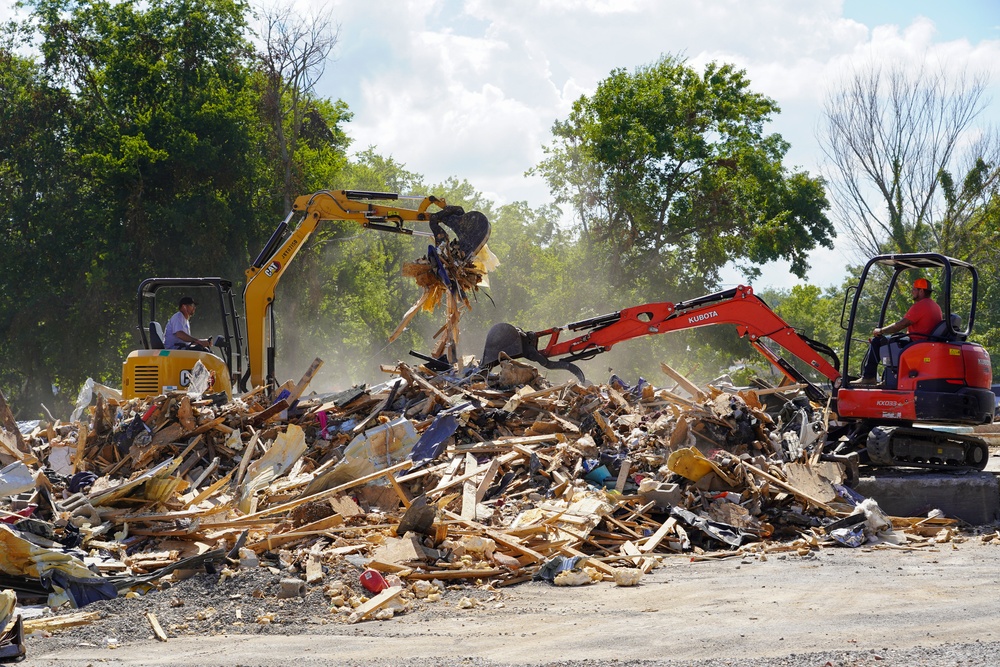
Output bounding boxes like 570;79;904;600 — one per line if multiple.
866;426;989;471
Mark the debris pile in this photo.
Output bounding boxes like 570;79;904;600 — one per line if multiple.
0;357;967;651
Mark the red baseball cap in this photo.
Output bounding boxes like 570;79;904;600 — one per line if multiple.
913;278;932;291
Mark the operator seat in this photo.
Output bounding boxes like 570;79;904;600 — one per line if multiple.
929;313;965;342
149;322;165;349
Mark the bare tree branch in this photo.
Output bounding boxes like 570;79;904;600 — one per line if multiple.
820;62;995;261
255;2;340;211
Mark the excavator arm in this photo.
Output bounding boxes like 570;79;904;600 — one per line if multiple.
291;190;490;258
243;190;490;391
482;285;841;400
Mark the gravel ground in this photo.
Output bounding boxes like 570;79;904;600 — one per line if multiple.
25;537;1000;666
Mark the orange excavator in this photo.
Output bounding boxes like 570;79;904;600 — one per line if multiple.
481;253;994;470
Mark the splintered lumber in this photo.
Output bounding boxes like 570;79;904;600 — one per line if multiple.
288;358;324;404
742;461;838;516
639;517;677;553
660;362;708;401
146;611;168;642
474;458;502;504
403;568;506;580
444;510;547;563
250;399;289;426
430;450;521;496
399;363;455;406
386;473;413;509
233;430;261;490
349;586;403;623
557;544;618;576
182;470;234;509
24;611;101;633
619;541;657;573
614;459;631;493
244;460;413;519
461;478;478;520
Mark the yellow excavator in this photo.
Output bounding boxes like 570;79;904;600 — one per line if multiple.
121;190;491;399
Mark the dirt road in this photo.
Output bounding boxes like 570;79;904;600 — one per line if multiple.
28;538;1000;666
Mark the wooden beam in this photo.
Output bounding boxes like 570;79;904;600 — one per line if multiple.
659;362;707;401
146;611;168;642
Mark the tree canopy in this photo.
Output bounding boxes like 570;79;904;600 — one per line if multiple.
532;55;835;298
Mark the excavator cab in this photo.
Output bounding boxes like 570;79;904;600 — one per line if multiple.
835;254;993;468
122;277;245;400
838;253;991;404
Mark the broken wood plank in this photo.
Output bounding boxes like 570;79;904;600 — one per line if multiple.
557;544;618;576
614;459;631;493
348;586;403;623
639;517;677;553
461;478;478;521
146;611;168;642
249;512;345;553
474;457;502;505
182;470;234;509
24;611;101;633
402;569;506;580
232;430;261;491
245;460;413;519
659;362;707;401
386;472;412;509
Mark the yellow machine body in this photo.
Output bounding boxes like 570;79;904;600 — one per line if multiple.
122;349;233;400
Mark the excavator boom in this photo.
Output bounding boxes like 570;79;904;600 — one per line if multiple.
483;285;840;400
291;190;491;259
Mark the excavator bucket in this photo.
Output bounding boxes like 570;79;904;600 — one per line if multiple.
429;207;491;259
481;322;587;382
482;322;527;366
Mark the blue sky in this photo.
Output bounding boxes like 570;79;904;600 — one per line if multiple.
843;0;1000;43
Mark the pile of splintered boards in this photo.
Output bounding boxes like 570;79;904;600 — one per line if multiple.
0;356;975;630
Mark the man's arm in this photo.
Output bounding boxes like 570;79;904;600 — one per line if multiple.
174;331;212;347
175;331;212;347
873;318;912;337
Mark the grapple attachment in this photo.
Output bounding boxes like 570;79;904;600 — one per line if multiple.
429;207;491;259
482;322;527;367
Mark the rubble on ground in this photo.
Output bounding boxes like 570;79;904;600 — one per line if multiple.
0;357;975;652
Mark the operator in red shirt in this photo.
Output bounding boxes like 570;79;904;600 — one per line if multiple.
853;278;943;385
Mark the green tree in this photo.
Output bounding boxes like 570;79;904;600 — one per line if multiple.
0;45;83;416
0;0;274;416
532;55;835;298
256;2;343;211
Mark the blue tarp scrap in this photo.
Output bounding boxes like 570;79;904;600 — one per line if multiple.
409;413;460;469
533;555;584;582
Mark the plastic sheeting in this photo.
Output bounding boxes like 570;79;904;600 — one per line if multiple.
0;525;115;608
237;424;308;514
